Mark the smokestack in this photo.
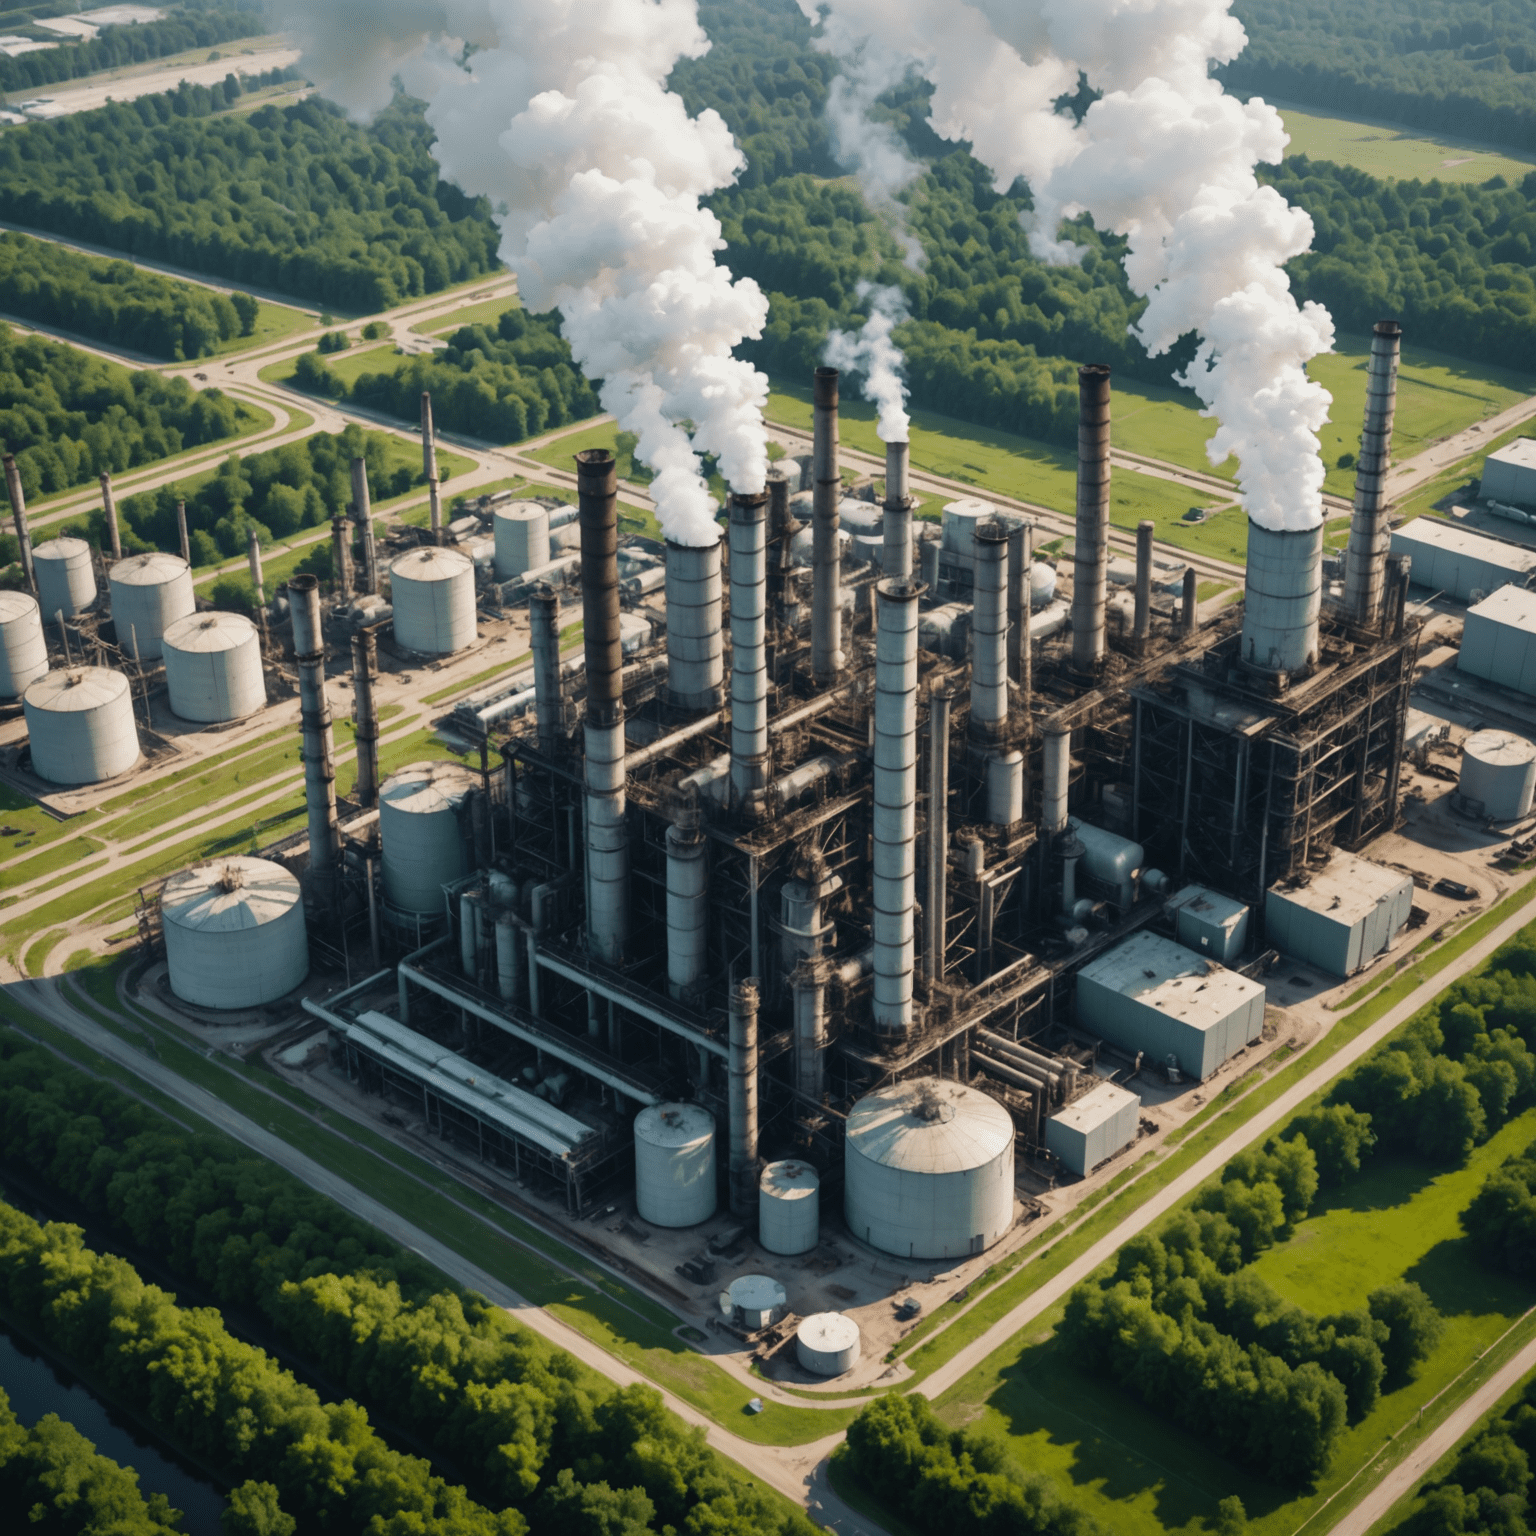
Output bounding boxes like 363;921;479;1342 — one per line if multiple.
664;535;724;712
350;628;379;809
812;367;844;684
666;807;707;1000
350;458;377;594
1345;320;1403;628
247;527;265;610
926;685;951;983
577;449;628;965
1042;722;1071;836
728;979;760;1218
729;489;769;815
1241;521;1323;677
289;575;340;905
1181;567;1198;632
971;521;1008;741
765;467;797;630
99;473;121;563
883;439;912;580
1072;365;1112;671
175;501;190;567
872;578;920;1036
2;455;35;594
331;516;354;599
1134;520;1154;642
1007;523;1027;684
421;393;443;547
530;583;563;753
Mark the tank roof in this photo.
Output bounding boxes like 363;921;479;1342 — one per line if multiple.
729;1274;786;1310
163;611;258;654
0;591;38;623
379;760;478;814
34;536;91;560
25;666;127;712
797;1312;860;1350
1464;729;1536;767
390;546;472;581
494;501;553;519
635;1102;714;1146
1075;930;1264;1027
162;857;301;932
1269;853;1413;929
110;551;189;585
760;1160;819;1198
845;1077;1013;1174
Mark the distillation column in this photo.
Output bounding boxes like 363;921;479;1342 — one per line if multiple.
730;489;769;815
1072;365;1111;671
290;575;340;905
530;583;564;753
812;367;844;683
883;439;913;580
350;628;379;809
729;980;761;1217
2;456;36;595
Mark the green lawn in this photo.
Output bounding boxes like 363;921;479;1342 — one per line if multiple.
415;294;520;335
210;298;316;357
1277;103;1536;186
257;342;403;391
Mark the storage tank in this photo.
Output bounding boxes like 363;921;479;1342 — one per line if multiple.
634;1102;716;1227
759;1160;820;1255
844;1077;1015;1260
725;1274;787;1330
493;502;552;579
0;592;47;698
389;546;476;655
109;552;194;661
34;536;97;618
796;1313;861;1377
1460;729;1536;821
24;667;139;783
162;612;266;723
160;857;308;1010
378;761;478;915
1028;560;1056;608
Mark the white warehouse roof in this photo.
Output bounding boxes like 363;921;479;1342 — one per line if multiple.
1460;585;1536;697
1484;439;1536;511
1077;929;1262;1028
1389;518;1536;603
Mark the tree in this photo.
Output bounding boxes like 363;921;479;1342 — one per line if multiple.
1368;1283;1444;1383
1214;1494;1247;1534
1283;1106;1376;1186
230;293;260;337
223;1481;297;1536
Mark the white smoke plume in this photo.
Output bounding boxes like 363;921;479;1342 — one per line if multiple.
824;283;911;442
799;0;1336;532
266;0;769;545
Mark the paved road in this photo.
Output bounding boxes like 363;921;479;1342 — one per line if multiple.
1385;394;1536;501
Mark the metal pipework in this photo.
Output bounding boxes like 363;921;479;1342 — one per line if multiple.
529;582;564;752
1134;520;1154;641
1345;319;1403;628
99;473;122;562
332;516;354;599
175;500;190;567
926;686;951;984
1072;365;1112;670
883;439;913;580
728;979;761;1218
729;489;769;813
247;527;265;610
288;575;340;905
971;520;1009;741
665;811;707;1000
2;455;35;594
1241;519;1323;677
664;535;724;712
350;457;377;594
872;578;920;1035
1042;721;1071;836
350;628;380;809
577;449;628;965
812;366;844;683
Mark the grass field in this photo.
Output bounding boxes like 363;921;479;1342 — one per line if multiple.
414;293;519;335
211;298;315;357
1277;103;1536;187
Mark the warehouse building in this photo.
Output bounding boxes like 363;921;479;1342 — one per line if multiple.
1483;439;1536;510
1389;518;1536;604
1460;584;1536;696
1264;854;1414;978
1045;1080;1140;1176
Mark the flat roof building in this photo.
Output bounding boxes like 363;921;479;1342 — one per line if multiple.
1483;439;1536;510
1265;854;1414;978
1460;584;1536;696
1389;518;1536;604
1046;1080;1140;1176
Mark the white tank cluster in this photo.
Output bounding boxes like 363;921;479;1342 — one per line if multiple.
378;761;479;915
844;1077;1016;1260
0;592;47;698
493;501;551;580
1459;729;1536;822
110;552;194;660
162;612;266;723
389;546;476;655
633;1101;716;1227
161;857;308;1010
34;536;97;619
758;1159;820;1255
24;667;140;784
796;1313;860;1376
724;1273;787;1330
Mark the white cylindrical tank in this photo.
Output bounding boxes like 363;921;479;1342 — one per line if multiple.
493;502;552;580
161;857;308;1010
389;546;476;655
1027;560;1056;608
759;1160;820;1255
634;1102;716;1227
1461;729;1536;821
727;1274;787;1330
844;1077;1015;1260
35;536;97;618
24;667;139;784
162;612;266;723
838;498;883;536
109;552;194;660
796;1313;861;1377
378;761;479;914
0;592;47;698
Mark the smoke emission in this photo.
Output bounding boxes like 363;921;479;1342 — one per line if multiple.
825;284;912;443
267;0;770;546
800;0;1336;532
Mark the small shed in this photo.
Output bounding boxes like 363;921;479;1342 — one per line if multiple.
1046;1081;1140;1176
1168;885;1250;965
1264;854;1414;978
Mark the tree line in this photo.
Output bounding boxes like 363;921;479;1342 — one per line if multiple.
0;230;260;361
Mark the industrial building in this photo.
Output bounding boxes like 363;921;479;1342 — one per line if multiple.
1460;585;1536;696
1484;439;1536;510
1389;518;1536;604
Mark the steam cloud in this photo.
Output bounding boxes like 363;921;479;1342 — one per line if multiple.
266;0;770;545
799;0;1336;532
825;284;912;443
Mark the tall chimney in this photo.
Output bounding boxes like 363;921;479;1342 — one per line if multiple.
811;367;843;684
1241;520;1323;677
530;582;563;753
577;449;628;965
1072;365;1112;671
729;489;769;815
1133;519;1154;642
971;521;1008;741
1181;566;1198;632
728;979;761;1218
926;685;951;983
99;473;122;563
289;575;340;905
350;628;379;809
872;577;920;1035
331;516;354;599
1345;320;1403;628
1042;721;1071;836
765;467;797;631
664;535;724;712
247;527;265;610
175;500;190;567
350;458;377;594
2;455;36;594
421;392;443;547
883;439;913;580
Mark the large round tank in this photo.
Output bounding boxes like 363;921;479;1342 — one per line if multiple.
844;1077;1015;1260
109;552;194;661
726;1274;787;1330
634;1102;716;1227
1460;729;1536;821
24;667;139;784
162;611;265;723
838;498;883;536
161;857;308;1010
0;591;47;698
389;546;476;655
796;1313;860;1376
759;1160;820;1255
493;502;552;579
664;537;724;710
378;761;479;914
34;536;97;618
941;497;998;560
1241;519;1323;676
1027;560;1057;608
